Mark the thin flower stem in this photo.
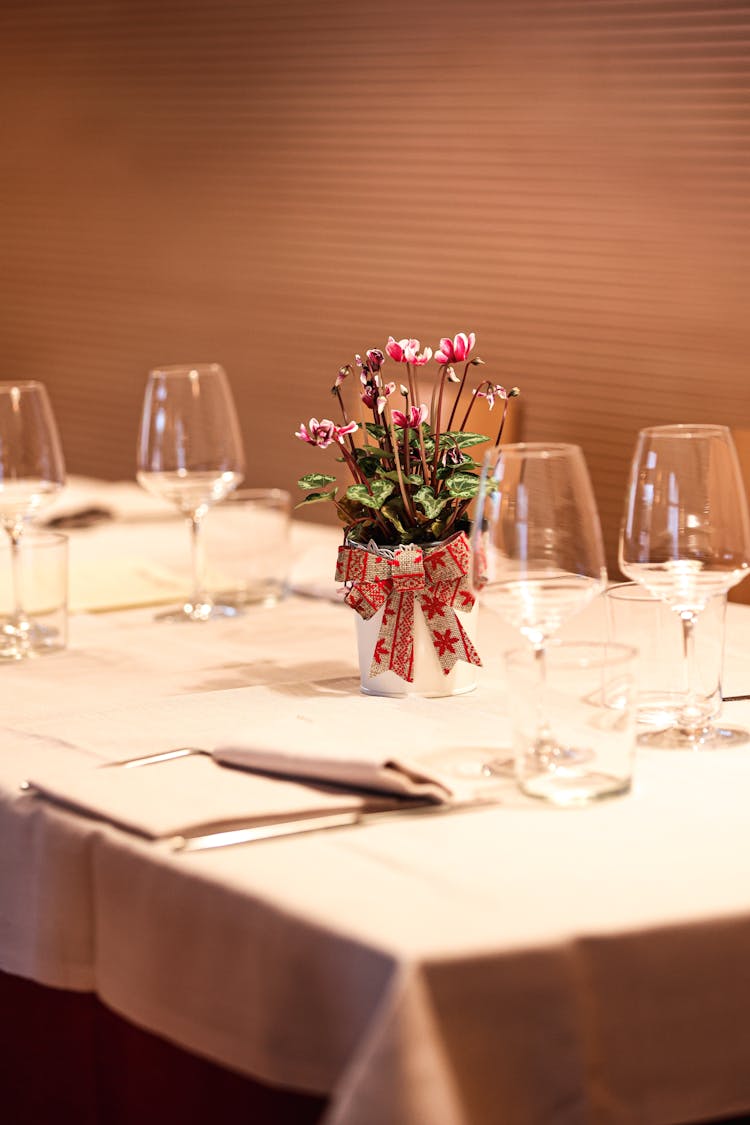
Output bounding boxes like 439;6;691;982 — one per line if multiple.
340;444;367;487
442;497;471;536
406;362;418;408
458;380;491;433
340;444;391;536
430;367;451;480
495;398;510;446
334;386;349;424
416;422;430;485
444;362;471;432
378;404;397;467
429;378;439;431
402;364;430;482
386;413;416;520
334;387;359;459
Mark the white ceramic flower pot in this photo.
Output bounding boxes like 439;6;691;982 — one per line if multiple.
356;599;479;698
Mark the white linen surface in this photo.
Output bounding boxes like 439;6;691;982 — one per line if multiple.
5;492;750;1124
41;476;342;612
8;691;750;1125
22;705;487;840
23;753;371;839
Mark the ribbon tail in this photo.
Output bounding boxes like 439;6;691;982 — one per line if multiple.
422;604;482;675
369;592;415;683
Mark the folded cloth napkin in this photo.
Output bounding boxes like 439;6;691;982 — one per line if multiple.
24;736;470;840
24;753;385;840
213;743;454;803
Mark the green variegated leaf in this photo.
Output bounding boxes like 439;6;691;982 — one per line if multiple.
353;446;391;461
356;455;388;478
364;422;387;440
295;489;337;507
413;486;450;519
377;469;423;486
381;499;410;538
297;473;337;490
346;480;395;510
445;472;480;498
439;431;489;449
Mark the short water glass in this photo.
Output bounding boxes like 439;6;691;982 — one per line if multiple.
606;582;725;732
506;641;637;805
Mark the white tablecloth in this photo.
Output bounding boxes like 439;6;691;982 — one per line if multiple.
3;482;750;1124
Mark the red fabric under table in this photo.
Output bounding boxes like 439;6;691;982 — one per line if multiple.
1;968;327;1125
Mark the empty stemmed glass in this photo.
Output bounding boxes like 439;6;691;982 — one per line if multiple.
0;382;66;659
471;442;608;777
137;363;245;622
619;423;750;747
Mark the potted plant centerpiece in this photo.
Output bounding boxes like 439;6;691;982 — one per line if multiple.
295;333;519;696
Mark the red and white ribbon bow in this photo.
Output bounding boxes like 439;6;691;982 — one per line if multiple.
335;531;482;682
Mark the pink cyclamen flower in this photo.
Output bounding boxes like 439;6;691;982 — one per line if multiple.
474;383;508;409
435;333;476;365
333;364;352;389
360;374;395;413
360;382;378;410
335;420;359;441
295;418;357;448
392;403;429;429
366;348;385;372
376;381;396;415
295;418;337;448
386;337;433;365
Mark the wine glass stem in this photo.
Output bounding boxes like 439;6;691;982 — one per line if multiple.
678;610;702;732
188;512;208;610
533;642;553;748
8;526;27;624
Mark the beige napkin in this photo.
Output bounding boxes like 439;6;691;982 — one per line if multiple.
25;753;378;839
213;743;455;803
25;730;466;839
68;557;187;614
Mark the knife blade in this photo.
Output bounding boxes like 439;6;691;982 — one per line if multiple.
171;797;496;853
99;747;208;769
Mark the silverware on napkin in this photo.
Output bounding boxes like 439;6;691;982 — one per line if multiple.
99;746;209;769
19;766;497;853
171;798;496;853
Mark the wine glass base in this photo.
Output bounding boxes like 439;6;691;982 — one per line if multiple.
479;757;514;778
0;617;64;659
637;725;749;750
154;601;241;623
518;771;631;806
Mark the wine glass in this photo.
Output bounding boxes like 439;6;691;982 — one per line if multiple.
0;382;66;659
619;423;750;747
136;363;245;622
470;443;608;776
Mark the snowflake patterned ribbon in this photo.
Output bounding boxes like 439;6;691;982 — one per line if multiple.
335;531;482;683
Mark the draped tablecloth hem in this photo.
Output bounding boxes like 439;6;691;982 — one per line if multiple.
0;950;95;993
96;981;350;1099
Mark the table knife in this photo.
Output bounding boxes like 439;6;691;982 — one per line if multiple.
171;798;496;853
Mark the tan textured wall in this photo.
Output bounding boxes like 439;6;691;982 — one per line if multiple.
1;0;749;574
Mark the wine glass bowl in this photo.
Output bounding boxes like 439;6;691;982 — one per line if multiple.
473;443;607;642
137;363;245;622
0;381;66;659
619;423;750;747
471;443;608;787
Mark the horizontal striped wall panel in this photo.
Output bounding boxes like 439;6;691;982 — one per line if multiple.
0;0;748;574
